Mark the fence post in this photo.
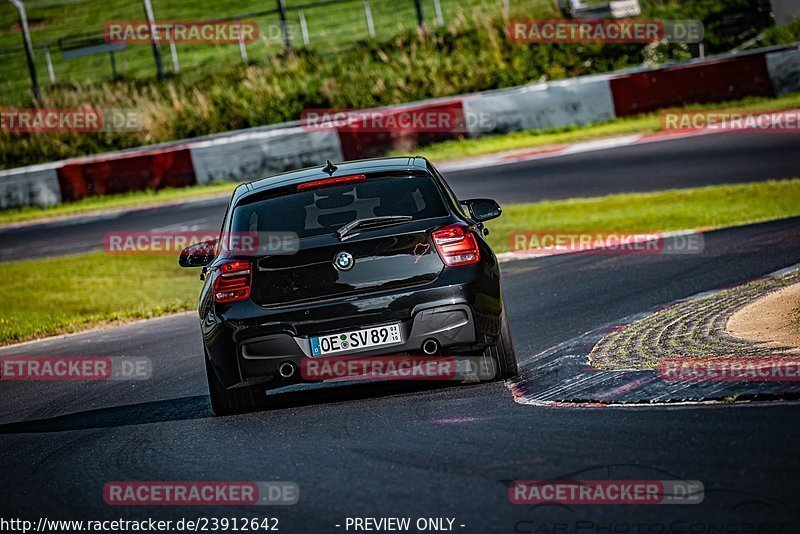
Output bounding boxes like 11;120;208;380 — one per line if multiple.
169;39;180;72
109;49;118;78
556;0;572;18
364;0;376;37
141;0;165;79
413;0;424;28
277;0;292;51
299;11;310;45
237;23;248;63
44;45;56;85
8;0;40;104
433;0;443;26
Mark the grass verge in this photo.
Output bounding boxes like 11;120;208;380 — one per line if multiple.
2;178;799;345
406;92;800;162
0;253;200;346
484;179;800;253
4;93;800;227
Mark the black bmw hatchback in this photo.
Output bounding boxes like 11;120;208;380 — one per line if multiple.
180;156;517;415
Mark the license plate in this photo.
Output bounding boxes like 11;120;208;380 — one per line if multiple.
310;324;403;356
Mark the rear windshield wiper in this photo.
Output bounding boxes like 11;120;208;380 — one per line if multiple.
336;216;413;241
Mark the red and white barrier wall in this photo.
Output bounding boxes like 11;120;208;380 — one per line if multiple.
57;145;196;201
766;48;800;96
189;127;343;185
0;163;62;209
1;45;798;210
609;53;776;116
333;98;466;160
463;75;616;135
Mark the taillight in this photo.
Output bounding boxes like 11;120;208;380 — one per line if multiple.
432;224;480;267
213;260;252;303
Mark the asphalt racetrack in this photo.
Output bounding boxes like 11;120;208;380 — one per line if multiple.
2;216;800;531
2;129;800;530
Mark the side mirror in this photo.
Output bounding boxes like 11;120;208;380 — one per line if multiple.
179;239;218;268
463;198;502;222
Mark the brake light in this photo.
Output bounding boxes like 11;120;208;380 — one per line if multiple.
432;224;480;267
213;260;252;303
297;174;366;192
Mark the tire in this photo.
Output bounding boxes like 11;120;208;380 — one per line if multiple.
205;357;260;416
482;308;519;380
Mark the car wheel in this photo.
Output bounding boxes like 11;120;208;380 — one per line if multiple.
483;308;518;380
205;356;259;416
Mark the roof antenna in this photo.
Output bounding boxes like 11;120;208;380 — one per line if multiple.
323;160;338;176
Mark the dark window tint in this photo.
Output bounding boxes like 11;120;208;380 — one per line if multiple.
231;175;447;238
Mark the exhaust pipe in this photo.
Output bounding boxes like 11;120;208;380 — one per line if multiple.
422;338;440;356
278;362;296;379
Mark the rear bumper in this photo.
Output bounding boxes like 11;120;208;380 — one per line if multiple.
239;303;475;385
202;271;502;390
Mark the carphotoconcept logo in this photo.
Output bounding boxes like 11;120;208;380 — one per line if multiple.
0;356;151;381
103;481;298;506
508;231;704;256
1;108;143;132
508;19;704;44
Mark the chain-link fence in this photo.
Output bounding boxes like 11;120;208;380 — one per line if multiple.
0;0;556;104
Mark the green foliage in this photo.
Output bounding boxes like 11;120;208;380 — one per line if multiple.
756;19;800;48
643;0;774;52
485;179;800;253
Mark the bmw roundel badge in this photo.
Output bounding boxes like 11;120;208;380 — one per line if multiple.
334;251;355;271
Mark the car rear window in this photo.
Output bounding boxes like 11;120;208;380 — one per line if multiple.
231;175;448;239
